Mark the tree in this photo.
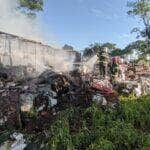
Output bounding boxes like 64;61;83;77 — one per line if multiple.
110;48;124;57
19;0;44;16
124;40;146;53
101;43;116;52
83;42;117;58
63;44;74;51
123;40;149;60
83;43;101;58
127;0;150;39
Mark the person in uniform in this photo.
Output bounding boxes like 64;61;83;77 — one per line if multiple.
98;47;109;79
110;56;119;81
119;58;126;81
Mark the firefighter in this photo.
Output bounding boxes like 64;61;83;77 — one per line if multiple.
110;57;119;81
98;47;109;79
119;58;126;81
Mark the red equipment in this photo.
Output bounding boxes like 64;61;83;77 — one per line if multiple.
90;82;118;102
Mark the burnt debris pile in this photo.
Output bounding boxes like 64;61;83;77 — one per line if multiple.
0;66;119;133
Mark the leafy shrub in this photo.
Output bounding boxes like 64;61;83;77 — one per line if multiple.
24;95;150;149
48;118;73;150
88;138;115;150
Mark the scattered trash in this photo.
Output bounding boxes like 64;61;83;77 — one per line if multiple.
0;132;26;150
134;83;142;97
0;62;149;135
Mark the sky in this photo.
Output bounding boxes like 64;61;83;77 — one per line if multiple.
39;0;143;51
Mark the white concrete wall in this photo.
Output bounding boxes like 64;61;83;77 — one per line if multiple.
0;32;76;72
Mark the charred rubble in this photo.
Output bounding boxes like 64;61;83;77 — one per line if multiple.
0;66;119;133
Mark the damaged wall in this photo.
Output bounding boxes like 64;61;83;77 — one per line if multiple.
0;31;79;73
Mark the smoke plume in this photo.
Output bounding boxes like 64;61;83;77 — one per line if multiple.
83;55;98;73
0;0;44;41
0;0;75;73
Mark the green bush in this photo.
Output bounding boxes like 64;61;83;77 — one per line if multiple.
88;138;115;150
48;118;73;150
24;95;150;150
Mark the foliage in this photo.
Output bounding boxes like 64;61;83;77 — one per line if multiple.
0;131;10;145
101;43;116;52
25;95;150;149
48;118;73;150
83;43;101;58
87;138;115;150
83;42;120;58
83;40;149;60
19;0;44;16
110;48;124;57
123;40;150;61
127;0;150;19
127;0;150;39
62;44;74;51
126;0;150;61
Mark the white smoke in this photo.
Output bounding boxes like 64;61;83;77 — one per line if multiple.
0;35;76;73
0;0;76;73
0;0;43;42
42;50;75;73
83;55;98;73
13;50;75;73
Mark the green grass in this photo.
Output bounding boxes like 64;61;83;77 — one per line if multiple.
1;95;150;150
27;95;149;150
